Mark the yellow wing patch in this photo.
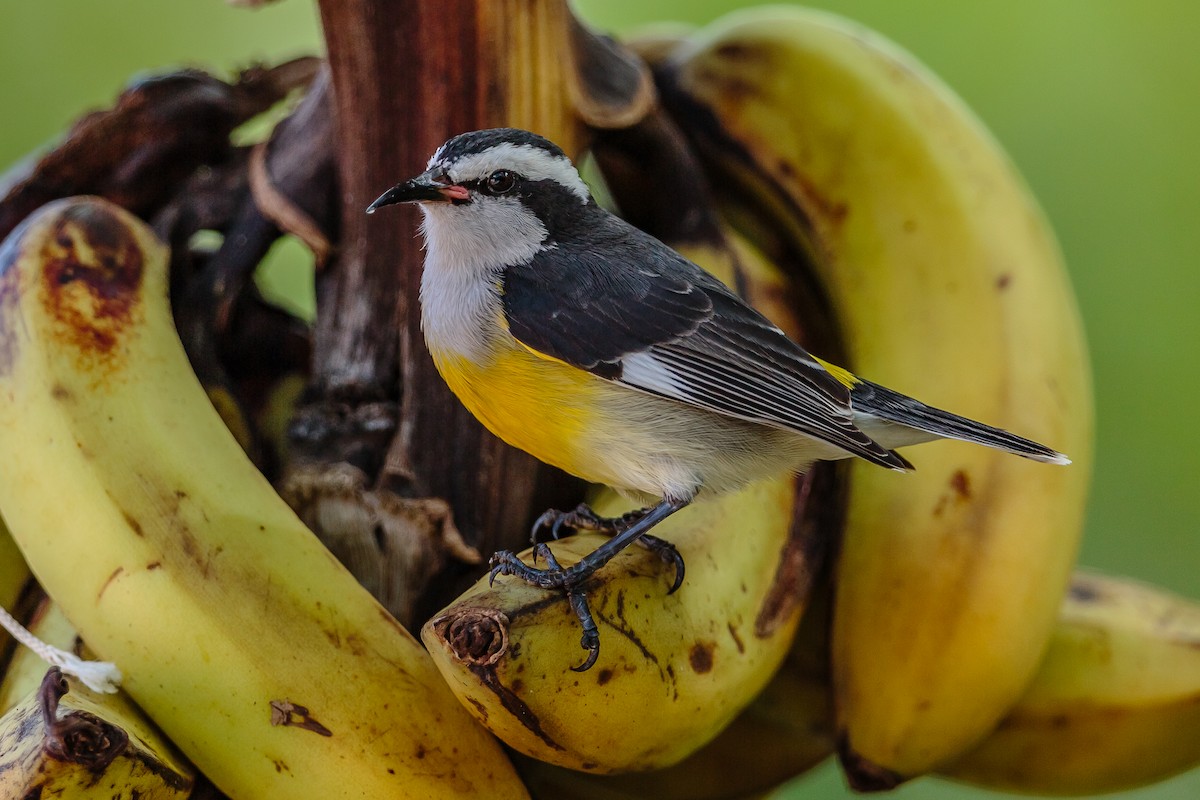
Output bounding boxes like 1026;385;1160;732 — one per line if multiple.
813;355;859;389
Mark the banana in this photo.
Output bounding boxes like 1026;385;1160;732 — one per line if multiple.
423;476;803;774
941;570;1200;795
512;585;835;799
421;226;824;773
0;667;194;800
544;568;1200;799
0;198;528;798
0;517;32;655
0;593;198;797
0;590;74;712
658;7;1093;786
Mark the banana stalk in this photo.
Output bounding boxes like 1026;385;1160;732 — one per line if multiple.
654;7;1093;785
0;198;528;798
301;0;656;624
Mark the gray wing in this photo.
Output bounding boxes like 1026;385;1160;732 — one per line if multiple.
501;214;907;470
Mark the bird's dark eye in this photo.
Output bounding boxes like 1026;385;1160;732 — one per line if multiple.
486;169;517;195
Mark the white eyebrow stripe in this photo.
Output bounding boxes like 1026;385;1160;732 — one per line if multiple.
435;142;590;203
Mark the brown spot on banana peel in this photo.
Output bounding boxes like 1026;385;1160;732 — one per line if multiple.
121;510;145;537
39;201;145;374
593;607;663;673
932;468;974;517
688;642;714;674
468;664;565;753
269;700;333;737
949;469;972;500
727;622;745;654
96;566;125;601
756;463;840;637
837;733;905;793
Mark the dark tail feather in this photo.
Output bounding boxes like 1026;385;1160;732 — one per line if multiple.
850;380;1070;465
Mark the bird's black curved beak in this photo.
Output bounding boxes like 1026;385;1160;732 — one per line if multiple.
366;169;469;213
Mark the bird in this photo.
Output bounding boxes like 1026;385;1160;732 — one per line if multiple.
367;127;1068;670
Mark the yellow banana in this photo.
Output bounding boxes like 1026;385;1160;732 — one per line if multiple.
0;590;73;712
660;7;1092;786
0;517;32;656
592;568;1200;799
421;226;821;773
512;587;835;799
0;667;194;800
941;570;1200;794
424;476;803;773
0;197;528;799
0;594;196;797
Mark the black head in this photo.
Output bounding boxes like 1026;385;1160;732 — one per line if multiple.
366;128;594;232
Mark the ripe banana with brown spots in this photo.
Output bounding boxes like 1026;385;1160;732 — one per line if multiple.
0;197;528;799
654;6;1092;786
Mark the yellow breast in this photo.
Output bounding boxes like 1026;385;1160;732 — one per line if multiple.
430;339;604;480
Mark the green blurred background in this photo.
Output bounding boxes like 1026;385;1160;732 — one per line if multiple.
1;1;1196;798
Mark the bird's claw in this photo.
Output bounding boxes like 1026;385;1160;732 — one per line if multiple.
638;534;686;594
487;544;604;670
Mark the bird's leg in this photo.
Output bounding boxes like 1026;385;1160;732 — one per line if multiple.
529;503;685;592
490;495;693;671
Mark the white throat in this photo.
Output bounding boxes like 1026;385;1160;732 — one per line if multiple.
417;199;548;361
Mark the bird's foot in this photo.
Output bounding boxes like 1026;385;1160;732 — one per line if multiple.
488;543;601;671
528;503;684;592
496;497;692;671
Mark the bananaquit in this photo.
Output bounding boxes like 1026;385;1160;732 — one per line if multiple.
368;128;1068;670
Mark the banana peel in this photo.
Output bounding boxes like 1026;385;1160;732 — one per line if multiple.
656;7;1093;785
423;473;810;773
0;197;528;799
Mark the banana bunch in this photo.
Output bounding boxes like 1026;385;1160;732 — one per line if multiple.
0;198;528;799
1;3;1194;799
508;568;1200;799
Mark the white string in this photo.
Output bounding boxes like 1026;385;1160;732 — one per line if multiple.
0;604;122;693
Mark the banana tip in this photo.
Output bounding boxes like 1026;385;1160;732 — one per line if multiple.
836;734;907;792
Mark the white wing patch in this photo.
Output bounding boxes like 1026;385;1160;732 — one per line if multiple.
620;351;685;396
